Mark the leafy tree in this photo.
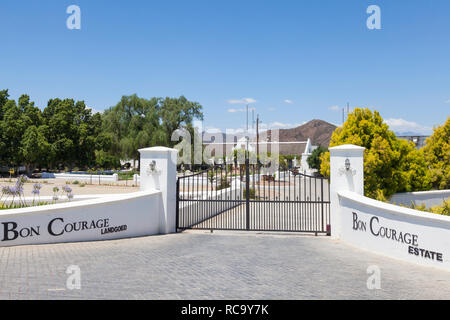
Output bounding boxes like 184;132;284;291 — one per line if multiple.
42;98;101;170
0;99;28;166
95;150;120;170
102;95;165;163
307;146;328;171
102;95;203;169
159;96;203;147
423;117;450;190
20;126;50;175
0;90;204;174
320;108;431;199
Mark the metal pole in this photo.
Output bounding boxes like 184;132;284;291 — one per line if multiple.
256;114;259;163
246;156;250;231
176;178;180;232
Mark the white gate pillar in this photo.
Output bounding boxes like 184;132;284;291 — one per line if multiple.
139;147;178;234
329;144;365;239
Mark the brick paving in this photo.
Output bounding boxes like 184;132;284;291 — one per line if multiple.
0;231;449;299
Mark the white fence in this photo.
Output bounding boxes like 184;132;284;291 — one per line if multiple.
41;172;119;183
390;190;450;208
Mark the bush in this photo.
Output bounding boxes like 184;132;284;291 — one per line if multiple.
95;150;121;170
243;188;256;200
423;117;450;190
118;170;137;181
307;146;328;171
403;198;450;216
320;108;431;200
216;177;230;191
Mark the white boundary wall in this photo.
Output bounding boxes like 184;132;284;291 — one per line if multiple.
0;146;180;247
0;191;162;247
331;144;450;271
42;172;119;183
390;190;450;208
338;190;450;271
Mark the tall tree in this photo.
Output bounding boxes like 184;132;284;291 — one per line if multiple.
159;96;203;147
20;126;50;175
102;95;202;168
423;117;450;190
320;108;431;199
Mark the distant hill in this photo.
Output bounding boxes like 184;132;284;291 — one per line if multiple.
257;119;337;147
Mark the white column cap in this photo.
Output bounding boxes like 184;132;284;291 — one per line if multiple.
138;146;178;154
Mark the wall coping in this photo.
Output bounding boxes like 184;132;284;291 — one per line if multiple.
391;189;450;197
329;144;366;151
138;146;178;153
0;190;161;218
337;190;450;226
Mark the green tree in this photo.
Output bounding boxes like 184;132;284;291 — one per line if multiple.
159;96;203;147
20;126;50;175
307;146;328;171
95;150;120;170
42;98;101;170
320;108;431;199
0;99;28;166
102;95;203;168
423;117;450;190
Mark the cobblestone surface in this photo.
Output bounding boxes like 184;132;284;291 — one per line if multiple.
0;231;449;300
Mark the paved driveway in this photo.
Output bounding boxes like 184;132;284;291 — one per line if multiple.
0;231;449;299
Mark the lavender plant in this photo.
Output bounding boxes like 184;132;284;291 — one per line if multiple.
32;183;42;205
0;177;76;209
62;185;73;201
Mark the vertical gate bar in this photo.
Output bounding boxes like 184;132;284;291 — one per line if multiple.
206;168;209;229
182;174;185;227
321;178;324;232
315;176;317;232
245;157;250;230
236;165;240;229
196;169;199;228
278;164;281;230
225;165;228;229
263;164;266;229
215;167;218;229
252;164;255;230
292;169;295;231
176;178;179;231
221;166;224;229
187;173;190;228
241;163;244;229
309;176;312;232
288;165;291;231
303;175;306;231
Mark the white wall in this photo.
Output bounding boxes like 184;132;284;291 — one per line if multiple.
338;190;450;271
0;145;181;248
42;173;119;183
329;144;365;239
390;190;450;208
139;147;178;234
330;144;450;271
0;191;162;247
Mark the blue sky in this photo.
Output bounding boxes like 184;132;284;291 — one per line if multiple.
0;0;449;134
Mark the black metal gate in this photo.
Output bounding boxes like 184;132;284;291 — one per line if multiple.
176;161;330;234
